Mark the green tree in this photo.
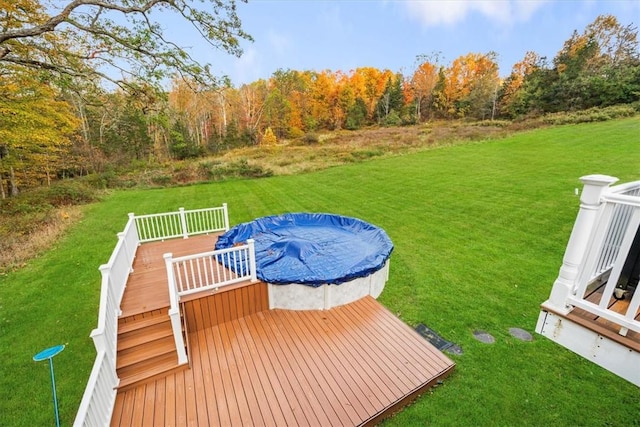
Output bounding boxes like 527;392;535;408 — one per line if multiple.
517;15;640;115
376;73;405;124
344;98;367;130
169;120;201;160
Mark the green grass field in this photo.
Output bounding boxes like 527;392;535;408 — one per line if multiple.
1;118;639;426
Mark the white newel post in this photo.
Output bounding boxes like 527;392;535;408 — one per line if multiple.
247;239;258;282
164;253;188;365
545;174;619;313
223;203;230;231
128;212;136;241
128;212;140;248
117;232;131;271
179;207;189;239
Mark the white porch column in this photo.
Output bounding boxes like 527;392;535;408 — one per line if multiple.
545;174;619;313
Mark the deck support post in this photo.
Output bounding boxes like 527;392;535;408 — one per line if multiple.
545;174;619;314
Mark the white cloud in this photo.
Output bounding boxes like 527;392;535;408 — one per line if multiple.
405;0;548;26
233;47;262;85
267;29;292;56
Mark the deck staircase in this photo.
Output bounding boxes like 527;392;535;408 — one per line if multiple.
116;309;187;390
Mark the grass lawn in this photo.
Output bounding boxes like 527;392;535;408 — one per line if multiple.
1;117;639;426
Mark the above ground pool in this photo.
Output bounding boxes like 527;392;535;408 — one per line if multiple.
215;212;394;309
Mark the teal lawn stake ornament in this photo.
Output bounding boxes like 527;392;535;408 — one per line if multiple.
33;344;65;427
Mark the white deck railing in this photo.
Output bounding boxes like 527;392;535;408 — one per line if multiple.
134;204;229;242
544;175;640;338
74;215;139;426
75;204;230;426
164;240;258;364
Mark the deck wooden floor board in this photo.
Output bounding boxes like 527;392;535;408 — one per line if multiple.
294;306;397;405
248;311;324;426
200;327;232;426
227;318;282;427
191;330;218;426
315;303;410;399
141;383;155;427
264;310;358;426
219;320;266;426
153;377;166;427
183;357;201;426
337;300;420;390
282;309;371;422
297;306;401;405
129;386;145;426
163;373;176;426
209;320;247;426
288;309;383;414
236;316;300;426
354;297;453;374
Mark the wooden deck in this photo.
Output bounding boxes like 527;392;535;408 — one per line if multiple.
121;234;223;317
567;283;640;352
112;235;456;426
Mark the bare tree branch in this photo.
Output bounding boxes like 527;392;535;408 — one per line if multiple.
0;0;164;45
0;0;252;93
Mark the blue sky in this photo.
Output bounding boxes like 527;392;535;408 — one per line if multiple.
173;0;640;85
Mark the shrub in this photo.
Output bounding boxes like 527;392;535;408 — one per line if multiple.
228;159;273;179
541;105;637;125
303;133;320;144
288;126;305;139
150;175;172;186
201;159;273;181
351;149;385;160
382;110;401;127
45;181;98;207
84;170;120;189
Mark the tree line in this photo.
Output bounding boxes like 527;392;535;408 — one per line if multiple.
1;3;638;199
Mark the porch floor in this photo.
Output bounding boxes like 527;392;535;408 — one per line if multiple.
567;283;640;351
113;235;455;426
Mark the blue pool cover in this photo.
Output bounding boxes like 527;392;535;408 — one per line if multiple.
215;213;393;286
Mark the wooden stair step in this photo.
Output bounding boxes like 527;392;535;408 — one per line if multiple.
117;320;172;351
117;350;177;379
118;311;169;334
116;335;176;370
117;352;185;391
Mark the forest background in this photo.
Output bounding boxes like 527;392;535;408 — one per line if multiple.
0;1;639;271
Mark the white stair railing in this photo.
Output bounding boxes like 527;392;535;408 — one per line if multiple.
164;240;257;364
74;215;139;426
569;192;640;336
543;175;640;338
